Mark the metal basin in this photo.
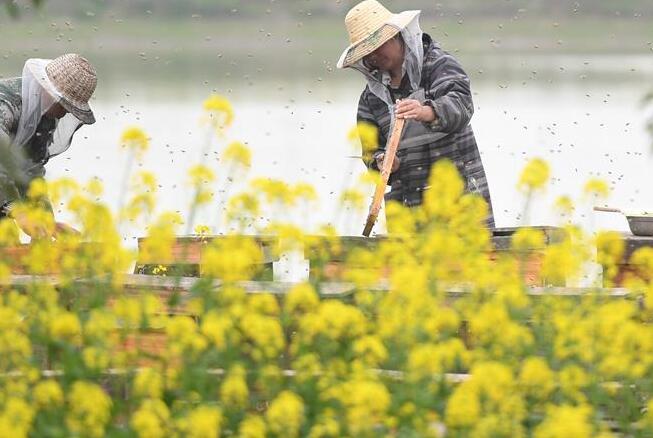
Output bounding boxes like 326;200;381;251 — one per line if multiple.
626;215;653;236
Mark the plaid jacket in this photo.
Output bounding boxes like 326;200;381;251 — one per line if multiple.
357;33;494;227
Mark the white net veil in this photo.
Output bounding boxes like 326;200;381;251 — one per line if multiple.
350;13;424;116
14;59;84;164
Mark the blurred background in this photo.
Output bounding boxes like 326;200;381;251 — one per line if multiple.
1;0;652;237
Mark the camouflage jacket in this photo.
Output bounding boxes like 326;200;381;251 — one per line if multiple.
0;77;56;208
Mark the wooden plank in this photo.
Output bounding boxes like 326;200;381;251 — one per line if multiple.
0;275;634;300
1;366;471;384
490;226;566;250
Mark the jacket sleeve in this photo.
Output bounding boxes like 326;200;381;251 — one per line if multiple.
424;51;475;133
0;102;21;208
356;90;387;172
0;101;14;147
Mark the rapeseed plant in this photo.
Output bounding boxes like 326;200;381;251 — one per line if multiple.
0;95;651;437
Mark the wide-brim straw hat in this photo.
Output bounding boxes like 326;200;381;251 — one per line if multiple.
337;0;419;69
25;54;97;124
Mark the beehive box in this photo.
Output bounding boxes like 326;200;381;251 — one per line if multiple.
135;235;279;280
305;227;566;286
609;234;653;287
490;226;567;286
0;242;107;275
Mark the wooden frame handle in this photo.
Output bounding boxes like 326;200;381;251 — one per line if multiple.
593;206;622;214
362;117;406;237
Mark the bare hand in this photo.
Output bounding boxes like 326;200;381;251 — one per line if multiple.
54;222;80;238
11;210;53;240
376;153;400;173
395;99;436;122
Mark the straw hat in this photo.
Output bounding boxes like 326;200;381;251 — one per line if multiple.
25;54;97;124
337;0;419;69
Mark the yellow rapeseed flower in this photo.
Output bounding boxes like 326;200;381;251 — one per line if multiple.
284;283;320;315
82;347;110;370
595;231;625;284
84;177;104;198
299;301;368;342
166;316;207;355
194;224;210;236
423;159;465;220
518;158;550;191
307;414;341;438
186;405;223;438
134;367;164;400
554;195;575;216
347;121;379;154
202;236;263;281
583;177;610;199
469;302;534;357
188;164;216;186
223;141;252;168
47;177;80;206
266;391;305;438
0;218;20;246
139;212;183;264
0;398;35;438
220;364;249;409
541;240;586;285
534;404;593;438
66;381;112;438
123;192;156;223
84;309;116;342
201;311;233;351
131;399;170;438
293;182;318;203
121;126;150;155
26;178;49;200
33;380;64;409
326;379;390;435
353;335;388;367
511;227;546;251
407;339;469;380
292;353;323;383
238;414;267;438
446;383;480;428
227;193;260;216
558;365;589;402
49;311;82;346
339;188;365;209
519;356;556;401
239;313;285;361
136;171;158;192
250;177;295;206
248;294;280;316
203;94;234;136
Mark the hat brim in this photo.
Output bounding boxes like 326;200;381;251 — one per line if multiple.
337;10;420;69
59;97;95;125
25;59;96;125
